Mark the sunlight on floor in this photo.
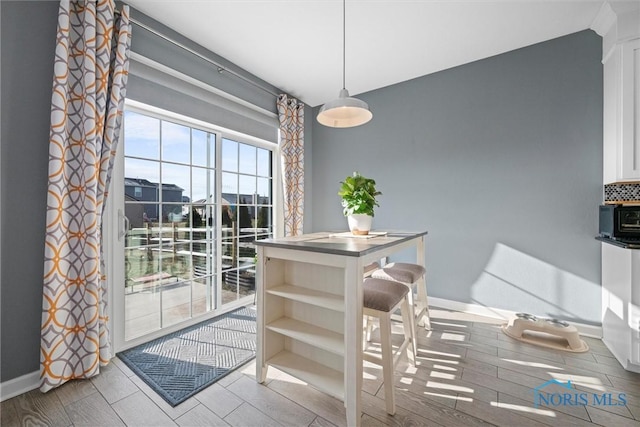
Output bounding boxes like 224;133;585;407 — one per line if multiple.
399;376;413;385
501;357;563;370
419;349;462;358
431;363;458;372
490;401;557;417
426;380;475;393
549;372;606;391
429;371;457;380
430;320;468;329
426;391;473;402
440;332;468;341
419;357;461;365
400;365;418;374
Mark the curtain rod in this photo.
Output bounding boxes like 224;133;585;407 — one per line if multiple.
120;13;280;99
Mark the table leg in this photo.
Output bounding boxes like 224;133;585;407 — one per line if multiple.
344;260;363;427
256;248;268;383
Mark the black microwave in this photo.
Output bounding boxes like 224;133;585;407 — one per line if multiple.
599;204;640;239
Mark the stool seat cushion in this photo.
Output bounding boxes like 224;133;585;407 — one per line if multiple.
371;262;426;284
363;278;409;313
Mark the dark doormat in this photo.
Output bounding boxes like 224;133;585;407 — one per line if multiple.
117;305;256;406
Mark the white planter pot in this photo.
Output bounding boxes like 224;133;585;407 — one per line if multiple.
347;214;373;235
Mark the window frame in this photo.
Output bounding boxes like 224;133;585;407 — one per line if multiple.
108;99;281;352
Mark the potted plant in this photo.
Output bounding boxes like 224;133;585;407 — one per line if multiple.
338;171;382;235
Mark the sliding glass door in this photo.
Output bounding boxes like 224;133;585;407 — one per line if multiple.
114;103;274;346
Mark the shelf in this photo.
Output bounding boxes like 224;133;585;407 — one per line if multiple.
267;350;344;401
266;317;344;356
267;285;344;312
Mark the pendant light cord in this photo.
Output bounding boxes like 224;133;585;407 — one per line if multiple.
342;0;346;90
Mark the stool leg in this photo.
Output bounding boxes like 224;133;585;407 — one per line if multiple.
379;314;396;415
415;277;431;330
365;316;374;342
405;289;419;347
401;297;417;365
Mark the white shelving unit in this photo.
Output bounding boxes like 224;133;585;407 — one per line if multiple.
259;254;348;399
255;231;427;427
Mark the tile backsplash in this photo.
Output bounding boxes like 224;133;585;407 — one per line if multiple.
604;181;640;203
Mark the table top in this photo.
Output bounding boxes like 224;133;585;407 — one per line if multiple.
255;230;428;257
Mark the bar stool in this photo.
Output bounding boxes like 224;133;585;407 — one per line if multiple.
363;261;379;278
371;262;431;330
362;277;416;415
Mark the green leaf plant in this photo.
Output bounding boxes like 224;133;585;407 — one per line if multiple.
338;171;382;217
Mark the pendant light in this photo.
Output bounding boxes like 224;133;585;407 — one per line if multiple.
317;0;372;128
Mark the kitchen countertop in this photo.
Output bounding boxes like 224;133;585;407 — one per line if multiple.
596;236;640;249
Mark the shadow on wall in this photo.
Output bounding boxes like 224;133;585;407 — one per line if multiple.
471;243;601;326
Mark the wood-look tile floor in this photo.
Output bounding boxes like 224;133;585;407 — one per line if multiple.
3;307;640;427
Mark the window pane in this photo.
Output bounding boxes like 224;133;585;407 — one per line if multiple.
191;203;215;230
222;203;235;228
125;111;160;160
255;206;271;230
162;121;191;165
239;143;256;175
239;175;256;199
162;163;190;206
125;158;160;184
257;148;270;177
191;167;215;203
222;172;238;195
192;276;213;317
192;129;214;167
237;204;254;230
257;177;270;205
221;235;236;271
222;138;238;172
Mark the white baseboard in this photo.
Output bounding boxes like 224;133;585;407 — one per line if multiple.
0;370;39;402
429;297;602;338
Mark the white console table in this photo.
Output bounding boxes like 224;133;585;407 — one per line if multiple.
255;231;428;427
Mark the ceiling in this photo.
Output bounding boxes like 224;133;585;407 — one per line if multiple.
124;0;607;107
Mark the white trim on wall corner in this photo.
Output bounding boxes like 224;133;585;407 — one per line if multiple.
0;370;39;402
590;1;616;38
429;297;602;338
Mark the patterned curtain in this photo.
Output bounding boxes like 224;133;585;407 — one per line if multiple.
41;0;131;392
277;95;305;236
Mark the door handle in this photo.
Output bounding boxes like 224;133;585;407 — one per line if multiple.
118;209;130;241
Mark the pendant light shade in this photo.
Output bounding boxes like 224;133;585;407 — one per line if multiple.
317;89;373;128
317;0;372;128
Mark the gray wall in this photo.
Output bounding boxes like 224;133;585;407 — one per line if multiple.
0;1;297;382
312;30;603;325
1;0;59;382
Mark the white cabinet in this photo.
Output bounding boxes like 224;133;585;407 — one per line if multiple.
259;255;348;400
602;37;640;182
601;242;640;373
620;39;640;180
596;0;640;182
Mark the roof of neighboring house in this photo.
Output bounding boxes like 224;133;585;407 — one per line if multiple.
193;197;232;206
